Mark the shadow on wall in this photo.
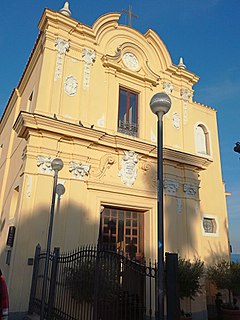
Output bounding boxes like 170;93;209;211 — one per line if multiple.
142;161;199;259
0;198;100;315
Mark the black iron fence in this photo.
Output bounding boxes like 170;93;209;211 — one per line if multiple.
28;244;158;320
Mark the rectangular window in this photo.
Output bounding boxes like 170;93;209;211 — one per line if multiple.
203;217;217;234
100;207;144;260
118;87;138;137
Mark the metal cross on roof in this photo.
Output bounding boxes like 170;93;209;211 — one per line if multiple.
122;5;138;27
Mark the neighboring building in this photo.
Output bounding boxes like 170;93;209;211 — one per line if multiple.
0;2;230;319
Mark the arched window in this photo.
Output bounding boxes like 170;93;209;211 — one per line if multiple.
195;124;210;155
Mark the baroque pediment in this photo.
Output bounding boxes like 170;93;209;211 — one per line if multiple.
102;42;161;86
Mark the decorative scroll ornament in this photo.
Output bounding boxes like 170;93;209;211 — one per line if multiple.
163;82;173;95
64;75;78;96
172;112;180;129
122;52;139;71
54;38;70;80
118;151;138;187
69;161;91;180
163;179;179;195
90;154;115;179
183;183;198;197
37;156;53;174
180;88;191;125
82;48;96;89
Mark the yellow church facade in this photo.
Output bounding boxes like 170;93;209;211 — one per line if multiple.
0;4;229;318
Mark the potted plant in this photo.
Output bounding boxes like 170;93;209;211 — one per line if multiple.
178;258;205;319
207;260;240;319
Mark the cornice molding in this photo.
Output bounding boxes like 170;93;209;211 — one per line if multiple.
13;112;212;171
0;89;20;134
165;65;200;87
163;148;212;170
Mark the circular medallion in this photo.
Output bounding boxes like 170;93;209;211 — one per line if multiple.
122;53;139;71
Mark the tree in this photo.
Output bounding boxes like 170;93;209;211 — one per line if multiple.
178;258;205;300
178;258;205;317
207;260;240;304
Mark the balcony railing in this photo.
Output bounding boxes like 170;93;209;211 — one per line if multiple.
118;120;138;137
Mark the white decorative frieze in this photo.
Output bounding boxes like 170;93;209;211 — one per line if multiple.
37;155;53;174
82;48;96;89
163;82;173;95
54;38;70;81
172;112;180;129
163;179;179;195
122;52;139;71
118;151;138;187
183;183;198;197
69;161;91;180
64;75;78;96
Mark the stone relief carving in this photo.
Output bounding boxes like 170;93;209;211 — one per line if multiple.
180;88;191;102
69;161;91;180
172;112;180;129
163;82;173;95
64;75;78;96
118;151;138;187
90;154;115;179
177;198;183;214
183;183;198;197
54;38;70;81
122;52;139;70
82;48;96;89
163;179;179;195
37;155;53;174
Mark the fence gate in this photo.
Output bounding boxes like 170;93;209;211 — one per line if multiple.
29;244;157;320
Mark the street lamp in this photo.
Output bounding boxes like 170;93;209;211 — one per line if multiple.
40;158;64;320
234;142;240;154
150;92;172;320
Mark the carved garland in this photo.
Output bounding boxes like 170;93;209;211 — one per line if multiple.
82;48;96;89
54;38;70;81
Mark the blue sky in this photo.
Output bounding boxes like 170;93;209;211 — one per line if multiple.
0;1;240;252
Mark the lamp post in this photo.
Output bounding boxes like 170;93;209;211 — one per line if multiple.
40;158;64;320
150;92;171;320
